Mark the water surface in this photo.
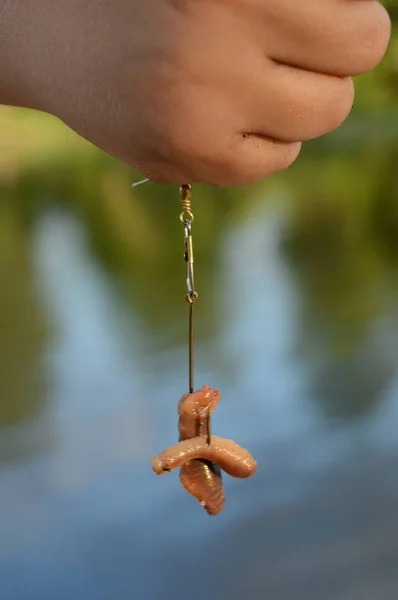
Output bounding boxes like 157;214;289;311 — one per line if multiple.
1;131;398;599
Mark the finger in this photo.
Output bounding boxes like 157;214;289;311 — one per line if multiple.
259;0;391;77
139;135;301;187
189;136;302;187
242;60;354;143
133;85;303;187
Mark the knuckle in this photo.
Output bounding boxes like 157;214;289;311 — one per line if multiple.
268;140;302;174
321;77;355;134
351;3;391;74
282;77;354;140
205;140;302;187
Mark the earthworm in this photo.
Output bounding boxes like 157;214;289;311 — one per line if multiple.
178;386;225;515
152;435;257;479
179;459;225;516
178;386;221;440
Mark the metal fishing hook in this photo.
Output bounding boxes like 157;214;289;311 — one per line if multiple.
179;185;211;445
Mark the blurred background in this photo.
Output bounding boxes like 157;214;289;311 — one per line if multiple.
2;6;398;600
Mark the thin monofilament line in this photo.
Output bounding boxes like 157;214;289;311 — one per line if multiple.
131;178;150;188
189;301;195;394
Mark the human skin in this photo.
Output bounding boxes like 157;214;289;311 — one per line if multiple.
0;0;391;187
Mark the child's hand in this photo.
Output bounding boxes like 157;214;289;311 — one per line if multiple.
2;0;390;186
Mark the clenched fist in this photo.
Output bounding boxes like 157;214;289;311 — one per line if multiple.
0;0;391;186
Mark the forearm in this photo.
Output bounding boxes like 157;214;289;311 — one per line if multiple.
0;0;142;113
0;0;95;111
0;0;47;108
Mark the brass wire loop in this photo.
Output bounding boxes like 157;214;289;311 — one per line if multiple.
179;184;194;224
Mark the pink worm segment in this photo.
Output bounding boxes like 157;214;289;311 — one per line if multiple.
178;386;225;515
178;386;221;440
179;460;225;516
152;435;257;479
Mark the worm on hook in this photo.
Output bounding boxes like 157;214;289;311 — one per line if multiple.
178;386;225;515
152;434;257;479
180;459;225;516
178;386;221;440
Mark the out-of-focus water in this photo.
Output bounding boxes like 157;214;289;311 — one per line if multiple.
2;132;398;600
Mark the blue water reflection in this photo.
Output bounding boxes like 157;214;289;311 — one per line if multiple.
2;157;398;599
